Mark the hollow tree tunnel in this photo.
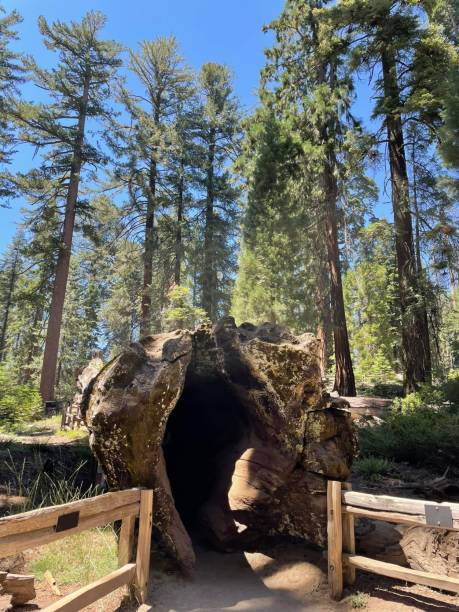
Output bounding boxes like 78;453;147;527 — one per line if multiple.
162;371;249;545
85;321;355;570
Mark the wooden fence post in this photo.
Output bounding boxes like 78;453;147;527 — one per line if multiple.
118;515;136;567
342;482;356;586
327;480;343;601
133;489;154;604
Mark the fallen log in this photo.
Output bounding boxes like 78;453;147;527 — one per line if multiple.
83;318;356;571
401;527;459;577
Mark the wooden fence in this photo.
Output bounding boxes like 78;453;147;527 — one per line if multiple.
0;488;153;611
327;480;459;600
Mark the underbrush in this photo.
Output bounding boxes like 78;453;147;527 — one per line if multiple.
353;456;394;481
358;373;459;470
0;365;42;429
356;382;404;399
4;453;99;511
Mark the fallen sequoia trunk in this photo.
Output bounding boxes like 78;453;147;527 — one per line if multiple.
401;527;459;577
82;318;356;571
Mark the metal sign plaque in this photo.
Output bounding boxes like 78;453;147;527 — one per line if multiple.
55;511;80;533
425;504;453;529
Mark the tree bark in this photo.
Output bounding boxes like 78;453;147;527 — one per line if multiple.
202;128;216;320
381;47;431;393
83;318;356;571
140;156;157;337
174;158;184;285
39;70;90;403
0;249;19;363
323;162;356;396
314;51;355;396
315;264;331;378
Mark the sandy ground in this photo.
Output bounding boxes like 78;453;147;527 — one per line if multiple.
2;540;459;611
140;540;459;612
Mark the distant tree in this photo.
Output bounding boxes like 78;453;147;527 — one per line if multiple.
0;4;23;206
0;242;20;361
102;240;143;356
197;63;241;322
117;37;194;336
344;221;400;386
262;0;368;395
12;12;121;401
162;284;208;330
336;0;456;391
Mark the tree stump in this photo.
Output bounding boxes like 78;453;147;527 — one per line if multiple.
83;318;356;571
0;572;36;606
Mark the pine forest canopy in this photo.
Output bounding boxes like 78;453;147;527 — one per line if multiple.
0;1;457;405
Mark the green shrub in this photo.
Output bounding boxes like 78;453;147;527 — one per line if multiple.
392;383;445;413
359;405;459;468
354;456;394;481
443;370;459;405
0;365;42;429
349;592;367;609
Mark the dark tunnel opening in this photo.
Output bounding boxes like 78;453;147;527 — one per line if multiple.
162;372;249;542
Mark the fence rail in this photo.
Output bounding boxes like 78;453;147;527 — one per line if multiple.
0;488;153;611
327;480;459;601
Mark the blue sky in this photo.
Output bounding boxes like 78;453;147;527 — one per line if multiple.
1;0;387;254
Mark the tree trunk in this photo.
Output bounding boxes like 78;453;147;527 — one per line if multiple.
39;72;90;402
314;54;355;397
202;129;216;320
381;47;431;393
174;159;184;285
323;163;356;396
401;526;459;577
83;318;356;571
140;157;156;337
411;141;433;380
314;264;331;378
0;249;19;363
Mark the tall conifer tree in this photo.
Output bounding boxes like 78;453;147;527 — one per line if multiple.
263;0;359;395
0;4;23;205
118;37;194;336
336;0;455;391
12;12;121;401
197;63;241;321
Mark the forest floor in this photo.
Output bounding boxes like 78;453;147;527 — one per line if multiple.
0;415;88;446
1;404;459;611
3;538;459;611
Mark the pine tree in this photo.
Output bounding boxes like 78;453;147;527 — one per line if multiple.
262;0;365;395
344;220;400;386
0;242;20;361
102;240;142;356
197;63;241;321
164;100;199;286
336;0;456;391
12;12;121;401
0;4;23;205
232;107;319;332
117;36;194;336
162;285;208;330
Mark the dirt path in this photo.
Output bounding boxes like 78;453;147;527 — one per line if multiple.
142;542;459;612
147;542;335;612
2;541;459;611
